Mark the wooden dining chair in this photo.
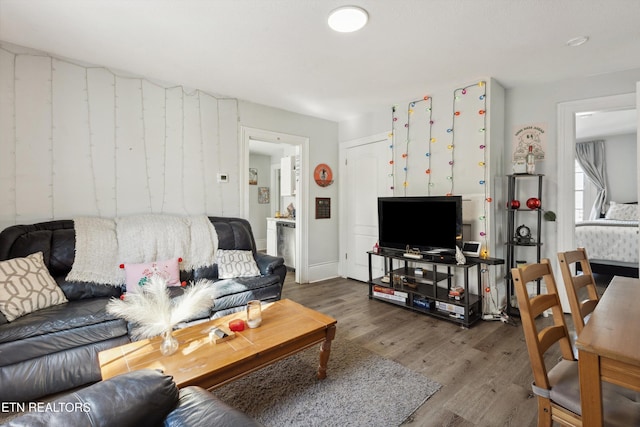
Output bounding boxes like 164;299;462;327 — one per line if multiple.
512;259;582;426
557;248;599;336
512;260;640;427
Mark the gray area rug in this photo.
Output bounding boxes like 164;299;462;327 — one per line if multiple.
213;336;441;427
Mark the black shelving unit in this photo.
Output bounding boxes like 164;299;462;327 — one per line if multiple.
505;174;543;316
367;250;504;328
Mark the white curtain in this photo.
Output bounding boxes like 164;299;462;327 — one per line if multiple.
575;140;607;220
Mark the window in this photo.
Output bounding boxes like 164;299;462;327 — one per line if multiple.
575;159;585;222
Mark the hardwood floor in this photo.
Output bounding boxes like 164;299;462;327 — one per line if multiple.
281;273;592;427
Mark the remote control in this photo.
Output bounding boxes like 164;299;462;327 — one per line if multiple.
403;253;423;259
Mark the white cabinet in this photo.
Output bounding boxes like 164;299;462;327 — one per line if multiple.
280;156;295;196
266;218;277;256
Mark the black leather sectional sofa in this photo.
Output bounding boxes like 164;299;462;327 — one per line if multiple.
3;369;263;426
0;216;286;402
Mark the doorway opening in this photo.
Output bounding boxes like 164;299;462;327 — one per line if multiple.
241;126;309;284
558;93;636;250
557;92;638;307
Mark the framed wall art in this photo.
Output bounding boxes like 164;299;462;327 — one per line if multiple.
258;187;270;204
249;168;258;185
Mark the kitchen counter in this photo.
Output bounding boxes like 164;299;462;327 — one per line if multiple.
267;217;295;224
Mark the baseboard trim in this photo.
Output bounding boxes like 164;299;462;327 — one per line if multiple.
308;261;339;283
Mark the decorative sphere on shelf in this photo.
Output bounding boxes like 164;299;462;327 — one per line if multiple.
526;197;541;209
509;199;520;209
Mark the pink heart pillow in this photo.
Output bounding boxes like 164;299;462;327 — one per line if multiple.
123;258;181;293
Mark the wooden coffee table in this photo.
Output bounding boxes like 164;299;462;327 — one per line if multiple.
98;299;337;389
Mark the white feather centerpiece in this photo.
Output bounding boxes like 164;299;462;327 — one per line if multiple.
106;274;216;355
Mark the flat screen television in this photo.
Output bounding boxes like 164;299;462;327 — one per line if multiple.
377;196;462;254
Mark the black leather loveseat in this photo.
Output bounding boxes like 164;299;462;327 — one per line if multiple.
0;216;286;402
2;369;262;427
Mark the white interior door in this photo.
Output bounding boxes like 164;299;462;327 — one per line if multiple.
345;139;392;281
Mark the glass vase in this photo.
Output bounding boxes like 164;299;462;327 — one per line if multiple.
160;329;179;356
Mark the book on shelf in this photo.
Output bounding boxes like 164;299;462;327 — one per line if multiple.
372;285;394;295
435;301;465;315
412;297;432;310
372;285;408;299
373;291;407;303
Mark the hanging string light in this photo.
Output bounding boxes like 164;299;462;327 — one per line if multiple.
140;80;153;211
424;97;433;194
389;105;397;191
447;90;461;195
403;101;413;195
400;96;432;195
49;57;55;219
477;81;489;257
84;66;101;216
449;80;489;254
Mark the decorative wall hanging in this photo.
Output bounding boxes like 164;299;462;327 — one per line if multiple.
512;123;546;161
258;187;270;204
313;164;333;187
315;197;331;219
249;168;258;185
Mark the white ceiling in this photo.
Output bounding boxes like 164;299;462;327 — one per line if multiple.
576;109;637;140
249;139;287;158
1;0;640;122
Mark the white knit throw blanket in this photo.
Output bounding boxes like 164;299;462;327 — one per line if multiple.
66;214;218;286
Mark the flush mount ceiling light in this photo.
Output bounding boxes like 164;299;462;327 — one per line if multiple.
328;6;368;33
566;35;589;47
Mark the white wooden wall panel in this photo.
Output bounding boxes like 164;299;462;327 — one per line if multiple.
115;77;150;215
87;67;117;218
0;50;16;227
200;94;220;214
52;60;95;218
0;45;238;231
15;55;52;224
141;80;167;214
218;99;240;217
182;92;205;215
163;87;185;214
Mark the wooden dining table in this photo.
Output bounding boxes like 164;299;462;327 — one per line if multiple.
575;275;640;427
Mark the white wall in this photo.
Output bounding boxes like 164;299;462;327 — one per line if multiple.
603;133;637;204
249;153;272;250
0;43;239;231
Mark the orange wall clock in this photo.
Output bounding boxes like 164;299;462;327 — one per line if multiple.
314;164;333;187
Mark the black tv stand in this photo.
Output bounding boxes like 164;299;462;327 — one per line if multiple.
367;250;504;327
380;248;456;263
424;248;454;255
